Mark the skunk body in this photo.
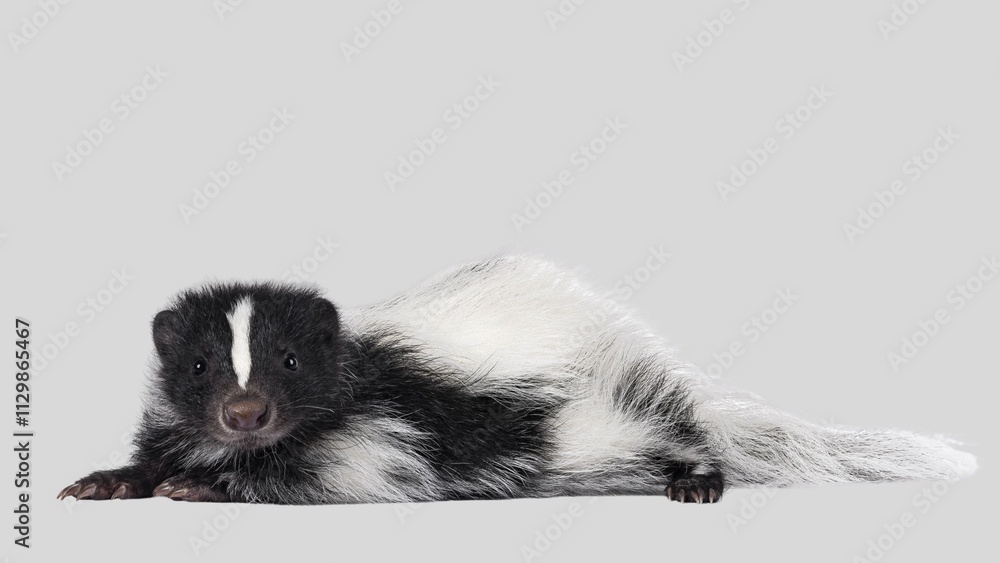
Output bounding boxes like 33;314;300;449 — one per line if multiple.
59;255;977;504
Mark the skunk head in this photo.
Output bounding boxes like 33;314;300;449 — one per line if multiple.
151;282;343;452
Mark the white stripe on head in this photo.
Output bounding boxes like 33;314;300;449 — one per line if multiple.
226;297;254;389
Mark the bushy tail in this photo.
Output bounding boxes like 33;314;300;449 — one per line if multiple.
692;384;978;487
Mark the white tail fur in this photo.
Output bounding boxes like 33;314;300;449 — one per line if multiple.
692;383;978;487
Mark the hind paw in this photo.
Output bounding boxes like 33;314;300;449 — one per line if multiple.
665;472;725;504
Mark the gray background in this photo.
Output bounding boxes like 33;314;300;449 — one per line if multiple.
1;1;997;561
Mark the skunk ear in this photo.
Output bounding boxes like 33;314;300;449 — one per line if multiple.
311;297;340;345
152;310;181;358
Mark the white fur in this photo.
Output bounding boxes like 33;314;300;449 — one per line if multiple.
345;256;592;398
342;254;978;492
227;297;254;390
310;414;441;503
689;382;979;485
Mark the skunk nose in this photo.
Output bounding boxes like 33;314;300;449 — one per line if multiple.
223;400;269;431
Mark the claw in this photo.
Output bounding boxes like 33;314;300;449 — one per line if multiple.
57;482;82;500
152;482;174;497
77;483;98;500
168;488;190;500
111;484;129;500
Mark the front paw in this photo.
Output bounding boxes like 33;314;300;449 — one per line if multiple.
153;477;231;502
58;470;150;501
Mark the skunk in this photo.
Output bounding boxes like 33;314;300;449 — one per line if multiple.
58;255;977;504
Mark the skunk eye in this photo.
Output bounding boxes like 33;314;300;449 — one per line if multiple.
283;353;298;371
193;359;207;375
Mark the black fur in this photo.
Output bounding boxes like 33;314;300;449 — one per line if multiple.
58;281;717;504
340;332;563;499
